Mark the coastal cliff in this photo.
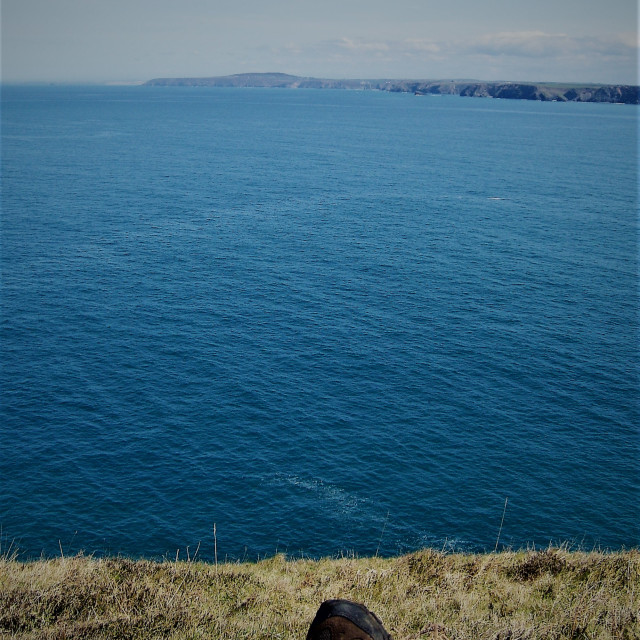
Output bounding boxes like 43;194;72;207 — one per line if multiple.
406;81;639;103
145;73;640;104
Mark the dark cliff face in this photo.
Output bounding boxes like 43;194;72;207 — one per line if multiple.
414;82;639;104
563;86;639;103
490;84;540;100
375;79;638;103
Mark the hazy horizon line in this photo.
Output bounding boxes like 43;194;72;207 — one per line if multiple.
3;72;639;88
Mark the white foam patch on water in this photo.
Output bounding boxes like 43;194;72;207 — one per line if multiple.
268;473;382;521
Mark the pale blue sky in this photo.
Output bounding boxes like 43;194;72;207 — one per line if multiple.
2;0;638;83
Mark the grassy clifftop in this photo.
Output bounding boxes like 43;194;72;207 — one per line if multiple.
1;548;638;639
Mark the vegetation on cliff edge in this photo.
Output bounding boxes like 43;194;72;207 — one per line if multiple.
1;548;638;639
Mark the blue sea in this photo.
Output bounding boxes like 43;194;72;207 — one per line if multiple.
1;86;638;561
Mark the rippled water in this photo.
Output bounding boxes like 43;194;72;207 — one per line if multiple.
1;86;638;560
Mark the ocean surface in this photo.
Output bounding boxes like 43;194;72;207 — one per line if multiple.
1;86;638;561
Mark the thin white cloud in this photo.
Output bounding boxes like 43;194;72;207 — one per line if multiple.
465;31;638;60
256;30;637;84
404;40;441;54
467;31;572;57
301;32;638;63
308;37;445;65
618;32;640;49
335;38;391;53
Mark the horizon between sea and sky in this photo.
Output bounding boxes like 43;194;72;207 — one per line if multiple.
1;0;639;85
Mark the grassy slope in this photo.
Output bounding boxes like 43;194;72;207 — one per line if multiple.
1;548;638;639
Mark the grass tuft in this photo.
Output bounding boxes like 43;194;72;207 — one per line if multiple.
0;548;638;639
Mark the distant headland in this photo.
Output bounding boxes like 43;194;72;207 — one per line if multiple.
144;72;639;104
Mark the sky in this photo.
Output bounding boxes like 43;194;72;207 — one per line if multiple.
1;0;638;84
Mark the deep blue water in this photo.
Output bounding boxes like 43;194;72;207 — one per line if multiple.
1;86;638;561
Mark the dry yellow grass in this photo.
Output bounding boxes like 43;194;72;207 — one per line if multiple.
1;548;638;639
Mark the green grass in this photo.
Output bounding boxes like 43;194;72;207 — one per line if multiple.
1;547;638;639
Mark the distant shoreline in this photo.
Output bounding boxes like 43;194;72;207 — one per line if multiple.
144;72;640;104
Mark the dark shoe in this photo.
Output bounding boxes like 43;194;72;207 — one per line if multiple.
306;599;392;640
